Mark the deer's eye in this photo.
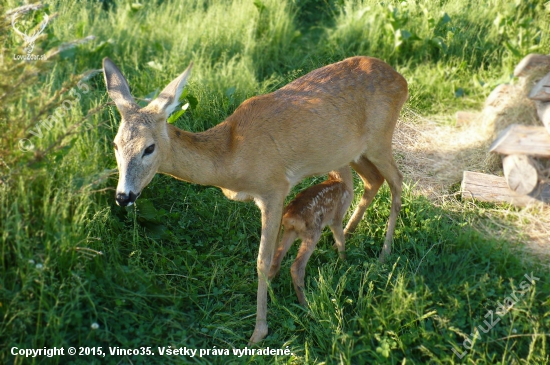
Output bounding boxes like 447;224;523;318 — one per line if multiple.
113;142;118;150
143;144;155;156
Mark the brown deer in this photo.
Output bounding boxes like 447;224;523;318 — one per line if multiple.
268;166;354;306
102;56;408;344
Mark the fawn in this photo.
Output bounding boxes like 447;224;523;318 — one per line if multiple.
268;166;354;306
103;56;407;343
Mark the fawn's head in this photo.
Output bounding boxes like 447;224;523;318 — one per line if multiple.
103;58;192;206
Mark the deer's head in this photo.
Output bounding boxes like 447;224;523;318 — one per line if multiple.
103;58;192;206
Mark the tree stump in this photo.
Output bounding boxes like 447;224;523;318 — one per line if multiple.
502;154;539;195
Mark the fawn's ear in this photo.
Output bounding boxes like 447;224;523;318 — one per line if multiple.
103;57;138;116
145;62;193;120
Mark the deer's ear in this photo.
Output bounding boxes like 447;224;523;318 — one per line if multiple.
103;57;138;116
145;62;193;120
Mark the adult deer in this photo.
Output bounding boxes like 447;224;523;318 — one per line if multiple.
103;56;408;344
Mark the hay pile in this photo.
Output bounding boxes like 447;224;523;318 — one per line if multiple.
394;70;548;196
393;70;550;257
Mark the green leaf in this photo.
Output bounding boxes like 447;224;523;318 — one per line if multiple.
138;89;159;107
430;36;448;52
394;29;419;49
226;86;236;98
253;0;266;12
399;29;412;40
91;40;113;54
493;13;505;34
136;199;158;222
167;108;187;124
187;94;198;110
178;87;189;102
142;222;169;239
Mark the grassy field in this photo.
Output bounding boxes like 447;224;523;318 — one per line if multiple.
1;0;549;364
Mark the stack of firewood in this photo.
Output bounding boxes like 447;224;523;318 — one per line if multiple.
461;54;550;206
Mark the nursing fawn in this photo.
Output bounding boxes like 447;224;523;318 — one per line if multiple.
268;166;354;306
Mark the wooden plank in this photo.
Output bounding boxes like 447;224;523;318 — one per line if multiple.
461;171;550;207
489;124;550;158
528;71;550;101
514;54;550;77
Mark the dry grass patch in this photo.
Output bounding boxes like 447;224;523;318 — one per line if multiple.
393;73;550;259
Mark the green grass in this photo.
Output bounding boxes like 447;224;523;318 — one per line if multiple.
1;0;549;364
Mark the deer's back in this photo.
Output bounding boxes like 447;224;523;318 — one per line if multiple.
215;56;407;190
229;56;407;131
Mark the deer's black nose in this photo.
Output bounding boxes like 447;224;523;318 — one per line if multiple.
115;191;139;206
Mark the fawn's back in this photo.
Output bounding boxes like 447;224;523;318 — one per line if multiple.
283;169;354;235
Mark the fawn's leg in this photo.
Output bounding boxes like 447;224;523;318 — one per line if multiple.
290;232;321;306
330;223;347;260
268;229;298;280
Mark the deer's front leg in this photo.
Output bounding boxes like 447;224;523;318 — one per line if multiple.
249;194;285;345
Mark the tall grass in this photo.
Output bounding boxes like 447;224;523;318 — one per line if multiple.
326;0;550;113
1;0;549;364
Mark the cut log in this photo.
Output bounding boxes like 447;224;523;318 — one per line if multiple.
534;100;550;135
461;171;550;206
514;54;550;77
456;111;480;126
489;124;550;158
485;84;514;108
502;154;539;195
528;71;550;101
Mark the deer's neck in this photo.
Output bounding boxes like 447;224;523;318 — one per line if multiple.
158;123;231;187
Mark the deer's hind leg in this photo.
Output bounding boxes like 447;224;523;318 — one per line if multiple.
361;150;403;262
344;156;385;236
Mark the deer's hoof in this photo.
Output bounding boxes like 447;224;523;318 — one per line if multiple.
248;323;268;345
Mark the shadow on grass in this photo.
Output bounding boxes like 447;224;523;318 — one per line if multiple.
3;179;547;365
267;185;549;364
